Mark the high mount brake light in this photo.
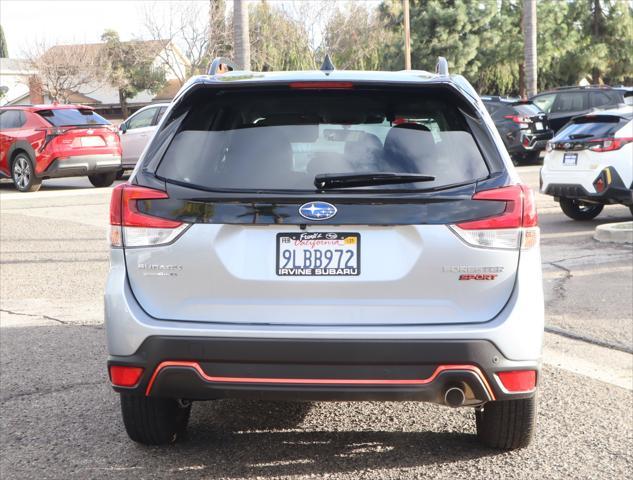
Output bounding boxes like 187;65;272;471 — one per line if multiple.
588;137;633;152
109;184;188;248
289;82;354;89
450;185;539;250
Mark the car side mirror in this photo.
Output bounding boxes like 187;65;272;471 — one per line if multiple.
119;123;127;134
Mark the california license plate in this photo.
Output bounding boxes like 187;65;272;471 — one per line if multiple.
276;232;360;276
563;152;578;166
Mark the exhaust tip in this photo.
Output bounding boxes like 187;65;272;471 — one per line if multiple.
444;386;466;407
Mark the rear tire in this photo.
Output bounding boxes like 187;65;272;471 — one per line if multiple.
88;172;117;188
11;153;42;192
559;197;604;220
629;205;633;217
476;397;537;450
120;394;191;445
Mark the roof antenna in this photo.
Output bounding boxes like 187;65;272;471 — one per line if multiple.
320;54;335;73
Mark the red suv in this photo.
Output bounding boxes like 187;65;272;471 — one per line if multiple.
0;104;122;192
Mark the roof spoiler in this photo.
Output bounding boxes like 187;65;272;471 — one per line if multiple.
435;57;449;76
208;57;238;75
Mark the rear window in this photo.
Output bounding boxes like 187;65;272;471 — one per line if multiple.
512;103;542;116
156;88;490;192
554;115;629;141
37;108;109;127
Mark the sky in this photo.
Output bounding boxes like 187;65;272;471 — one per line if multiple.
0;0;383;59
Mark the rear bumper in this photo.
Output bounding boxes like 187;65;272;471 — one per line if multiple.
506;130;553;155
541;167;633;205
108;336;538;403
40;154;121;178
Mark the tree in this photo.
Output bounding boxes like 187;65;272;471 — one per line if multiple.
523;0;537;97
0;25;8;58
24;41;102;103
323;4;394;71
143;1;229;83
233;0;250;69
100;30;166;118
248;1;313;71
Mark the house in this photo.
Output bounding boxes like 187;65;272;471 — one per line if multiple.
1;40;190;120
0;58;38;106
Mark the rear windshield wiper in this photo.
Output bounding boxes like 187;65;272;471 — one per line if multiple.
314;172;436;189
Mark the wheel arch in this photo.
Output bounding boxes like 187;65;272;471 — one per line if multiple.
8;141;37;169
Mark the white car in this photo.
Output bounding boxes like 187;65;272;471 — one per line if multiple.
541;107;633;220
119;103;170;170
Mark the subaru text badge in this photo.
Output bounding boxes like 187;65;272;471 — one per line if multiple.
299;202;337;221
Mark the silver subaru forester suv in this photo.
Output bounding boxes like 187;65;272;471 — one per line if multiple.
106;57;544;449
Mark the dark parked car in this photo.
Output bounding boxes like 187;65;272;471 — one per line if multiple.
482;96;553;164
530;85;633;133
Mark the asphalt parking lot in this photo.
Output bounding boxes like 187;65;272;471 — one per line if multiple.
1;167;632;479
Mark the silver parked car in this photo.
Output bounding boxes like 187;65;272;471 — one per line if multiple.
118;103;169;169
106;58;544;449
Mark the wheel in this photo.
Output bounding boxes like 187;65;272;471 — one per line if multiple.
88;171;117;187
559;197;604;220
476;397;537;450
11;153;42;192
120;394;191;445
115;169;125;180
629;205;633;217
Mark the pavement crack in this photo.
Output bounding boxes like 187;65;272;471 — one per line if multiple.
545;325;633;355
0;380;104;402
546;261;572;302
0;308;69;325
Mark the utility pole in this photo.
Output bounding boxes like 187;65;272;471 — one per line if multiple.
523;0;537;97
233;0;250;70
403;0;411;70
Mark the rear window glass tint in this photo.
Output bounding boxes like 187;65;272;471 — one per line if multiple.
156;89;490;192
554;117;627;140
512;104;542;116
37;108;109;126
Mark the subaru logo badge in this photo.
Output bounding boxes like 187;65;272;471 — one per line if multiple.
299;202;337;221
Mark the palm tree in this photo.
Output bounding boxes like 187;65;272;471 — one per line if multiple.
233;0;250;70
523;0;537;97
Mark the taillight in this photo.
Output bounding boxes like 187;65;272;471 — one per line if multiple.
588;137;633;152
450;184;539;250
504;115;532;128
109;184;189;248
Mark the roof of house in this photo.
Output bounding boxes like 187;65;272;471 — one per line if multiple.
42;39;170;62
152;79;182;101
0;58;36;74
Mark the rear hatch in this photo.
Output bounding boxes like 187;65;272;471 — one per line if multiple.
37;107;119;153
510;102;549;134
118;83;525;326
546;114;631;171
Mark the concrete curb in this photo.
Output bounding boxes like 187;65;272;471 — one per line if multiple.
594;221;633;244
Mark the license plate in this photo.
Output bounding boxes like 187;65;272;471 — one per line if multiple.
563;153;578;166
535;122;543;130
276;232;360;276
80;136;105;147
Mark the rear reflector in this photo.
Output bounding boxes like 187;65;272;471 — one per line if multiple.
497;370;536;392
450;184;539;250
109;365;144;387
110;184;189;248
